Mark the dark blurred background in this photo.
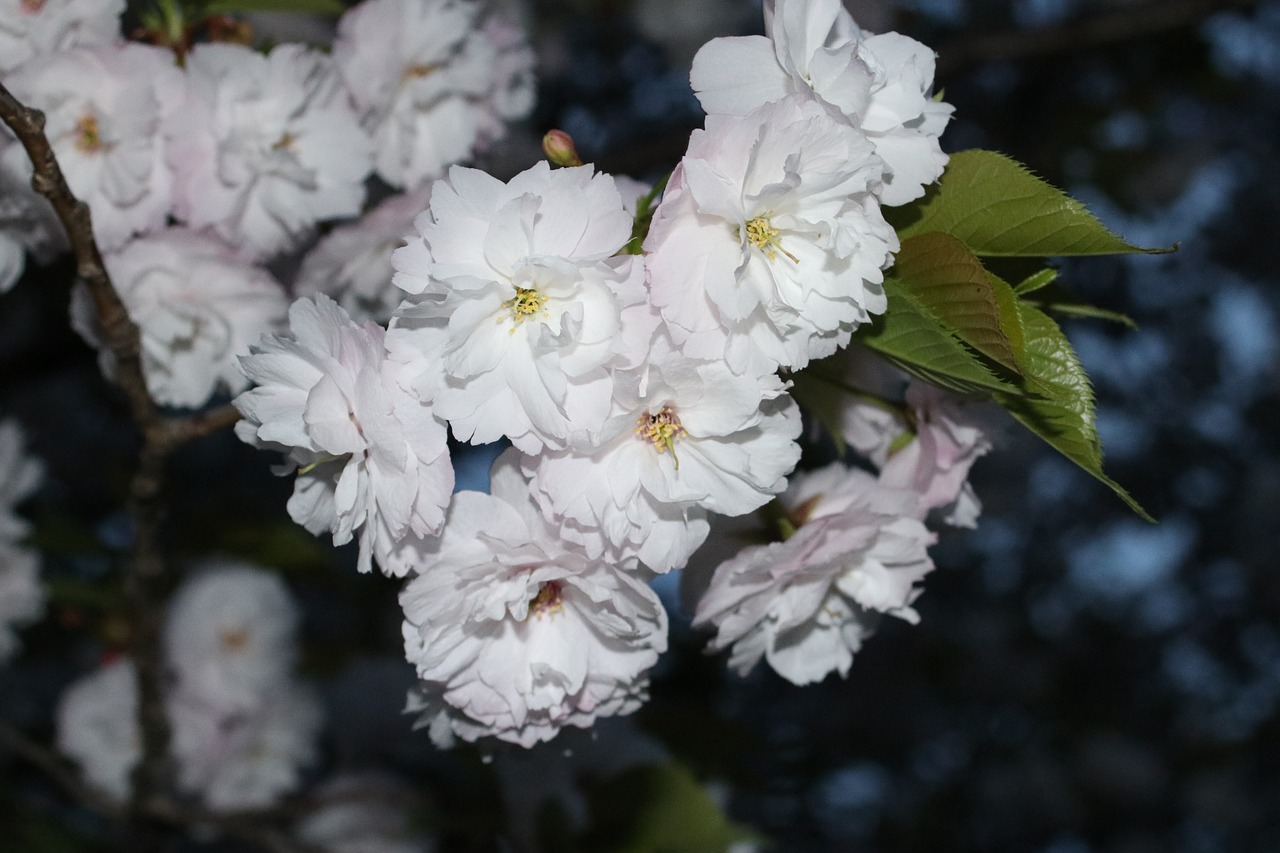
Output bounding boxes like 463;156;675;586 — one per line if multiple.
2;0;1278;850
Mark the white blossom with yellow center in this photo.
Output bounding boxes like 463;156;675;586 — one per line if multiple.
645;95;898;375
391;162;651;454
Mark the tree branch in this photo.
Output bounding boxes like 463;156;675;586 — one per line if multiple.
936;0;1263;76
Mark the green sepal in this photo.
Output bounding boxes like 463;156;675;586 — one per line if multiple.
623;172;671;255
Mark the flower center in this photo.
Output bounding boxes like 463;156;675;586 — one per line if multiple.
527;581;564;620
74;113;103;153
21;0;44;12
218;627;250;653
636;406;687;469
272;131;297;152
744;215;799;263
500;286;549;332
403;62;444;81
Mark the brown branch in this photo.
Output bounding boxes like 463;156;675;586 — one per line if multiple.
0;81;241;844
936;0;1263;76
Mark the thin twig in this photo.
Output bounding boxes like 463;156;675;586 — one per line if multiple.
936;0;1263;75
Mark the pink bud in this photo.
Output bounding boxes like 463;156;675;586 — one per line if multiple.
542;130;583;167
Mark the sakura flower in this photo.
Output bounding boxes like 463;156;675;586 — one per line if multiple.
170;680;323;811
694;463;935;685
56;658;323;810
390;163;647;453
294;186;432;324
1;44;182;251
690;0;953;205
0;0;123;75
234;294;453;576
0;164;64;293
400;451;667;748
879;382;997;528
524;342;802;573
334;0;534;188
645;95;896;373
168;42;373;259
0;418;44;663
163;560;300;714
55;659;139;801
70;229;289;408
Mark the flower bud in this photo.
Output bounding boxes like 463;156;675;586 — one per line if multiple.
542;129;583;167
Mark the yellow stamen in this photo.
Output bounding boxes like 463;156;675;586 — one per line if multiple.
272;132;296;152
527;581;564;620
74;114;102;153
218;628;250;653
403;62;444;80
744;215;799;264
500;286;549;333
636;406;687;469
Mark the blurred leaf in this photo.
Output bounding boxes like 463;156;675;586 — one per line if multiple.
892;232;1025;373
857;280;1016;396
580;763;760;853
994;303;1152;520
624;172;671;255
1013;267;1059;295
898;150;1173;257
200;0;345;15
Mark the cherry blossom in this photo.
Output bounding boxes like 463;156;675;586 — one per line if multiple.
168;42;373;259
690;0;952;205
400;451;667;747
0;418;43;664
234;294;453;576
1;43;182;251
334;0;534;188
0;0;123;75
694;463;935;685
293;186;432;324
70;228;289;408
391;162;646;453
645;95;896;373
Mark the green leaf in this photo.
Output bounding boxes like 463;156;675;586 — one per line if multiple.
994;303;1152;520
892;232;1025;373
899;149;1173;257
1013;267;1059;295
200;0;346;16
623;172;671;255
579;763;760;853
858;277;1017;396
1034;299;1138;329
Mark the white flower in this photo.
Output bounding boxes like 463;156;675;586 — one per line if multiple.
879;382;996;528
0;163;64;293
0;418;43;663
400;451;667;748
55;659;139;801
163;559;300;714
693;463;935;685
645;96;896;373
57;657;321;810
690;0;952;205
168;42;373;259
234;294;453;576
1;44;182;251
69;229;290;408
294;186;432;324
524;343;802;573
295;774;433;853
390;163;646;453
0;0;123;75
334;0;534;188
170;680;323;812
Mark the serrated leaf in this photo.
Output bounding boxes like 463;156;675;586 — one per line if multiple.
201;0;345;16
857;281;1016;395
900;150;1172;257
893;232;1024;373
1014;267;1059;295
995;303;1152;520
1030;296;1138;329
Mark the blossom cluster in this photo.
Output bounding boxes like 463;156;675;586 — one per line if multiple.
56;561;322;810
0;0;534;406
232;0;991;748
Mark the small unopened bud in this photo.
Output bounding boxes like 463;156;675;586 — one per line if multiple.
542;130;583;168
